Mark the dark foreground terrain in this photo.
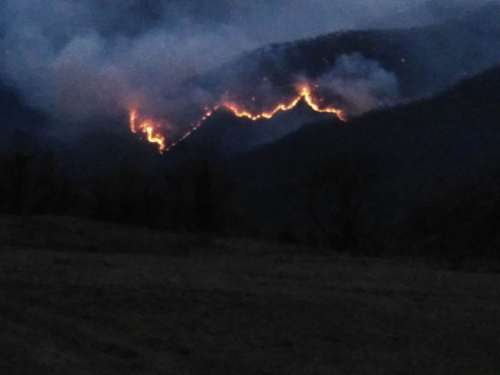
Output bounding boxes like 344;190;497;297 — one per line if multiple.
1;216;499;374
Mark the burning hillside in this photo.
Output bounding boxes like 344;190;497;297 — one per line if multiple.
129;82;346;153
3;1;499;153
128;53;401;153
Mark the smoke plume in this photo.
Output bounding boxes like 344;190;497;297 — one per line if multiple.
0;0;499;141
315;53;400;117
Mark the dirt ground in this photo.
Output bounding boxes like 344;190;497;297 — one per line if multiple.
0;216;499;374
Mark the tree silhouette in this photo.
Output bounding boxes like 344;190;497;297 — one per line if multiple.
291;151;379;251
194;160;217;233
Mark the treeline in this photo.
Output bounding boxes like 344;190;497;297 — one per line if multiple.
2;134;500;268
0;135;232;234
284;151;500;267
406;170;500;268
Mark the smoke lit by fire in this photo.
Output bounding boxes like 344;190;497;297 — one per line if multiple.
129;83;346;153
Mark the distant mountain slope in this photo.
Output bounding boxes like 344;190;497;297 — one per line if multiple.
240;63;500;181
199;4;500;101
2;4;500;161
226;63;500;236
176;5;500;155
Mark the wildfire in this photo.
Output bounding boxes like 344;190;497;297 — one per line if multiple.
221;85;343;121
129;109;167;152
129;83;345;153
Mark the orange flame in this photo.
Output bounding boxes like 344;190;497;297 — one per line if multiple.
129;109;166;152
221;85;345;121
129;83;345;152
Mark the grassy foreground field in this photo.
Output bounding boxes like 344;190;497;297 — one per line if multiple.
0;216;499;374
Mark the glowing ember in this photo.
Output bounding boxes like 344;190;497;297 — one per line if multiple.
129;83;345;153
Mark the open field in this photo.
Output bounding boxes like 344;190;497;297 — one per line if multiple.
0;216;499;374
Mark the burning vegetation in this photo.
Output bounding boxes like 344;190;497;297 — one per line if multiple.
129;109;168;153
129;82;346;153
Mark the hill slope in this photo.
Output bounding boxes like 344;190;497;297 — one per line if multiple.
0;84;47;150
181;4;500;153
224;63;500;243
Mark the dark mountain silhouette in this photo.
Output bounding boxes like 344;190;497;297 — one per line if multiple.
239;63;500;178
222;63;500;246
177;4;500;153
0;84;47;150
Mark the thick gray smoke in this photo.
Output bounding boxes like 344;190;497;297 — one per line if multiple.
0;0;499;140
316;53;400;117
0;0;254;130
